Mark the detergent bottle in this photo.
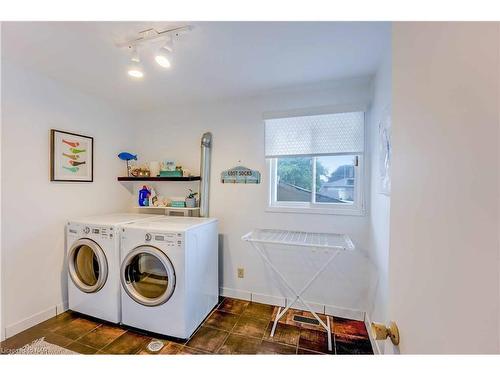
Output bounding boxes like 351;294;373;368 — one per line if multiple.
138;186;150;207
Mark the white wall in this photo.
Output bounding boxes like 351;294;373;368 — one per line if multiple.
0;22;3;341
131;77;377;316
1;61;135;337
366;39;392;349
498;23;500;353
390;22;499;353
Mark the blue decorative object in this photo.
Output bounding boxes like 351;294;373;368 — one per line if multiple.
118;152;138;177
118;152;137;161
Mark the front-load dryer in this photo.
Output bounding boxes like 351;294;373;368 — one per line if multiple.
66;213;159;323
120;216;218;338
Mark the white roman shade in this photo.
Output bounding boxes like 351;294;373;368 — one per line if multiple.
265;111;365;158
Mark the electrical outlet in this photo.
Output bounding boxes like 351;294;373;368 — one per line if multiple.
237;268;244;278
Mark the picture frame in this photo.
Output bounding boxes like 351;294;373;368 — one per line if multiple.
50;129;94;182
378;108;391;195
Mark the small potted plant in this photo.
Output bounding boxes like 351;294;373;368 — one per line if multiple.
185;189;198;208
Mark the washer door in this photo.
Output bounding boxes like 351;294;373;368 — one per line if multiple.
121;246;176;307
68;238;108;293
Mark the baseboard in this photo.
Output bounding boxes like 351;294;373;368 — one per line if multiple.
5;305;57;338
325;304;365;321
56;300;69;315
290;300;325;314
220;287;365;321
4;300;68;339
364;312;382;355
251;292;286;307
219;287;252;301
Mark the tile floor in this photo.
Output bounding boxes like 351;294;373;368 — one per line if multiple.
0;297;373;355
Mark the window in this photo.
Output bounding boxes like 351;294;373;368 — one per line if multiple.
265;111;365;215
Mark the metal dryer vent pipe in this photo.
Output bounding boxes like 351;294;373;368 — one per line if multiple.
199;132;212;217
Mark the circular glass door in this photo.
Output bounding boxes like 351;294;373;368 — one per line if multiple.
121;246;176;307
68;239;108;293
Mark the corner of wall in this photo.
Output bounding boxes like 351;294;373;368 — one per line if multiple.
0;20;4;342
497;20;500;354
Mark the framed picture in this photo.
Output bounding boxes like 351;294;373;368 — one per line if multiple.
50;129;93;182
378;108;391;195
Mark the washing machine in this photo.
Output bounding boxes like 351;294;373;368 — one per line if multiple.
66;213;160;323
119;216;218;338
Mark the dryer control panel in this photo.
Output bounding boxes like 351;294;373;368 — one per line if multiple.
144;232;183;247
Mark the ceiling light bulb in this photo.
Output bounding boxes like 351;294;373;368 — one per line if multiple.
155;37;173;68
127;46;144;78
155;47;172;68
127;60;144;78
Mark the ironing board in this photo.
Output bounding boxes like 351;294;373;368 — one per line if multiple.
241;229;355;351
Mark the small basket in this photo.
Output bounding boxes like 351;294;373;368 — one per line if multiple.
160;170;183;177
170;201;186;208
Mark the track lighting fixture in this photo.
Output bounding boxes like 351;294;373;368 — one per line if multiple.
127;47;144;79
155;37;173;68
118;25;192;79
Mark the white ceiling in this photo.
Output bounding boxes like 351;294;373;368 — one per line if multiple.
2;21;390;111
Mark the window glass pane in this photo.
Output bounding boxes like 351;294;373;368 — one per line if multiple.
315;155;356;204
276;157;312;202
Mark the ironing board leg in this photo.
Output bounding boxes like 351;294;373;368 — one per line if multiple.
327;316;332;352
270;307;281;337
249;241;338;351
270;302;295;337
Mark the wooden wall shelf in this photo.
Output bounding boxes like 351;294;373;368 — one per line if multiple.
135;206;200;217
117;176;201;182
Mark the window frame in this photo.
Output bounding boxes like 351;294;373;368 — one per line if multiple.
264;106;367;216
267;154;365;216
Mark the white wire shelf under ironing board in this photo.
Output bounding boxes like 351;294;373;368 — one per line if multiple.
241;229;355;352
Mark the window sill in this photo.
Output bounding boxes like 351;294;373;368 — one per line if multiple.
266;205;366;216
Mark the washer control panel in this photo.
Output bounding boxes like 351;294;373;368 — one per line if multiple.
67;223;115;240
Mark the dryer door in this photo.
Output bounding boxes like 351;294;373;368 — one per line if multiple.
68;238;108;293
121;246;176;307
